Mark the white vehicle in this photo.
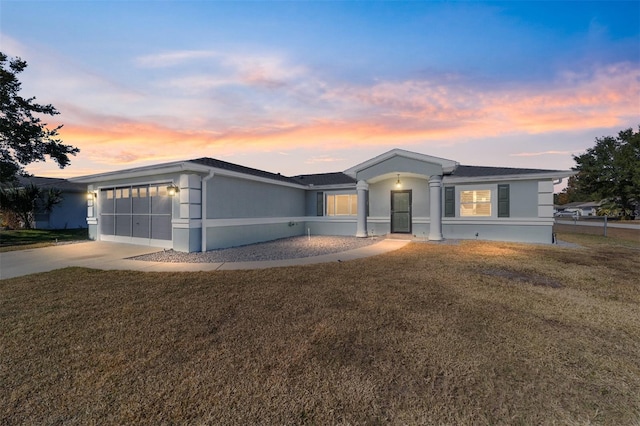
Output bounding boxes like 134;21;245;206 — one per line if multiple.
554;210;579;218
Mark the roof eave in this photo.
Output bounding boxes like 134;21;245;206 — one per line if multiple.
69;162;213;184
70;161;309;189
443;170;576;183
306;183;357;190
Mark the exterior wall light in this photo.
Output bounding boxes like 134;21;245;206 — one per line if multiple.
87;191;97;200
167;184;180;196
395;174;402;188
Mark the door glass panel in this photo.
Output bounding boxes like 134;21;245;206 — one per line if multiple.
392;212;410;232
391;191;411;233
395;193;409;211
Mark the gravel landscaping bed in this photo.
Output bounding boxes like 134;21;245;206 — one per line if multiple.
130;235;381;263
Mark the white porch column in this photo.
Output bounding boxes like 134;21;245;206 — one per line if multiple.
429;175;444;241
356;180;369;237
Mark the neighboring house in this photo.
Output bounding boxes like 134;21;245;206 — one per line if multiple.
71;149;573;252
16;176;88;229
554;201;601;217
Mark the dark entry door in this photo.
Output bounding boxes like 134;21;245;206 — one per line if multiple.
391;190;412;233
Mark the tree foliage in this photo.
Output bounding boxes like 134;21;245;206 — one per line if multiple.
571;127;640;217
554;174;593;205
0;183;62;229
0;52;79;183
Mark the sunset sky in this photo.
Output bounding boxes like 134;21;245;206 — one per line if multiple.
1;1;638;183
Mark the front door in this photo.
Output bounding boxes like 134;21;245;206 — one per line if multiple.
391;190;412;233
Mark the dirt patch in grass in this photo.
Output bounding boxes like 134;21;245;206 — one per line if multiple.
481;268;563;288
1;234;639;425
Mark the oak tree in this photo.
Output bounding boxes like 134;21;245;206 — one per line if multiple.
572;127;640;217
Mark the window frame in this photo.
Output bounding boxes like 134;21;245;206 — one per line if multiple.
460;189;492;217
452;184;501;218
325;193;358;216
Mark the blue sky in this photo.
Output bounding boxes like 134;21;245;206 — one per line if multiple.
1;1;638;183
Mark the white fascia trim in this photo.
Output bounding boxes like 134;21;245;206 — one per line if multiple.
344;148;459;178
172;219;203;229
70;162;213;184
443;171;575;184
443;218;554;226
71;161;310;190
93;177;177;191
308;184;357;190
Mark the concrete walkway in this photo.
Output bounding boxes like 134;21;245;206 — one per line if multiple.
0;239;411;280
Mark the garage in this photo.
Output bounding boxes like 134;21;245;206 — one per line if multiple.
98;183;173;247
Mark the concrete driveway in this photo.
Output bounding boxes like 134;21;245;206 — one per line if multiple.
0;239;411;280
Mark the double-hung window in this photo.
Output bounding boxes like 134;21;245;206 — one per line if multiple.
326;194;358;216
460;190;492;216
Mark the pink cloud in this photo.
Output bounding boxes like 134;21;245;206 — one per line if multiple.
23;42;638;174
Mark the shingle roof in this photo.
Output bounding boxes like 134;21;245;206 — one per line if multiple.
188;157;357;186
187;158;564;185
188;157;298;184
452;165;566;178
16;176;86;192
292;172;356;186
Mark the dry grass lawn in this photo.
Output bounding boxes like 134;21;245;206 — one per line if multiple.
1;233;639;424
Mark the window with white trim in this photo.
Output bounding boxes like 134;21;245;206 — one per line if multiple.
326;194;358;216
460;190;491;216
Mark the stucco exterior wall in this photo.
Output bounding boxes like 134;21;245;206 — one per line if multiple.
207;175;305;219
440;178;555;244
443;222;553;244
173;227;202;252
206;221;305;249
507;180;538;217
357;157;443;182
305;218;357;236
305;190;327;216
368;176;430;220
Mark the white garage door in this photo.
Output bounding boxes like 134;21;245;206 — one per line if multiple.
99;184;172;247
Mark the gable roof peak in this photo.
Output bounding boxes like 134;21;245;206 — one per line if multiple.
344;148;459;177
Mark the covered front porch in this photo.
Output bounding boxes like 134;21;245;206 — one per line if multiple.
343;149;459;241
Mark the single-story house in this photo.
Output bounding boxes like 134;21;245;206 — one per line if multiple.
5;176;88;229
554;201;601;217
71;149;573;252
